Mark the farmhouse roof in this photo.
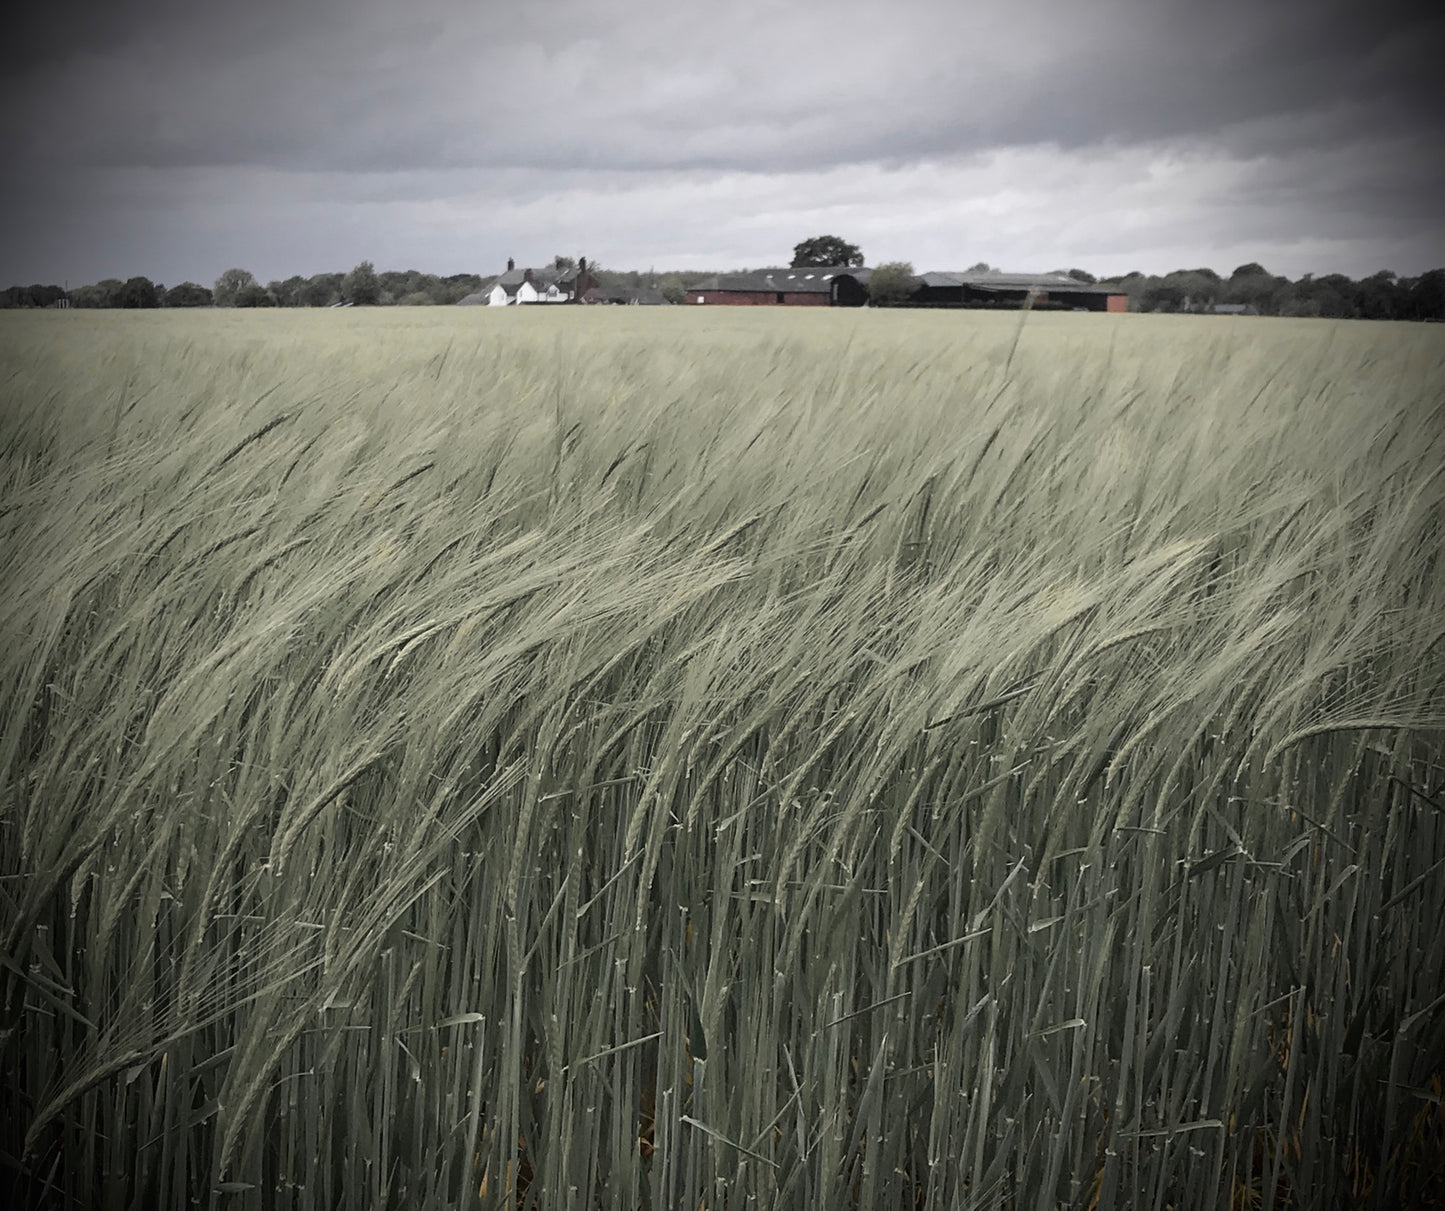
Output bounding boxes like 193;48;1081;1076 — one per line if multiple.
488;265;579;298
692;266;870;293
495;266;571;287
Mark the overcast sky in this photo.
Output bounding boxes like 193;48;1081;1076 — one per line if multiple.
3;0;1442;286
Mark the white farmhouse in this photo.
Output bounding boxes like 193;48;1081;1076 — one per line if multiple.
486;257;594;305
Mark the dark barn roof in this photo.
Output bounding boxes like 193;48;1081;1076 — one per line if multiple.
918;271;1108;293
692;267;870;293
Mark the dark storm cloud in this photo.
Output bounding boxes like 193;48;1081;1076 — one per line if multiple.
5;0;1441;174
1;0;1441;283
988;0;1445;155
2;1;353;76
6;1;205;69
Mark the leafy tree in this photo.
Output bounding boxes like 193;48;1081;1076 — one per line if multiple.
657;275;687;305
292;275;319;304
0;283;66;308
277;276;310;306
966;262;993;274
1407;268;1445;321
380;269;417;299
72;279;124;308
1281;274;1357;319
163;282;213;307
234;283;276;307
414;274;449;305
1142;280;1187;312
791;235;864;268
1356;270;1403;320
214;268;257;307
553;255;577;272
1277;294;1321;319
866;261;919;307
1062;268;1097;284
116;276;160;308
376;270;452;305
1162;269;1221;311
343;260;380;305
1223;269;1285;314
1230;262;1270;279
428;277;473;304
1312;274;1359;318
298;274;343;307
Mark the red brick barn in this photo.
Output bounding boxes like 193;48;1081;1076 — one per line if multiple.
685;268;870;307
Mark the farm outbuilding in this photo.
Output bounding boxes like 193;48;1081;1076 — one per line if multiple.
913;271;1127;312
582;284;672;305
686;267;871;307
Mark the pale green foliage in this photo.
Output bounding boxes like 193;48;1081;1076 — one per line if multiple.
343;260;381;305
213;267;257;307
867;261;919;306
1;308;1443;1208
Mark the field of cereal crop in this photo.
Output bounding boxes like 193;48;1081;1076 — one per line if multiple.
2;305;1443;1209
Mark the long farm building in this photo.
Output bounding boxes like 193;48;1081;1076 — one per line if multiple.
686;268;871;306
685;267;1126;310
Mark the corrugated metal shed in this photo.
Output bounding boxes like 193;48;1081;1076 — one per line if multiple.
692;267;869;293
920;271;1102;293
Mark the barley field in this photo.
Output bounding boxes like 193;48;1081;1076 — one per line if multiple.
1;306;1443;1210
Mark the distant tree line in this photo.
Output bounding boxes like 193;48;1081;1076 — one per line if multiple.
5;258;1444;320
1082;263;1445;321
0;259;698;310
0;264;492;311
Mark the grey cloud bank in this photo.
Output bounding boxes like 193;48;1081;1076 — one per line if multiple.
2;0;1442;285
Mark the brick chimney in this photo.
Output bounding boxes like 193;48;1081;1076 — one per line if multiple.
507;257;515;272
523;268;533;282
578;256;586;272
